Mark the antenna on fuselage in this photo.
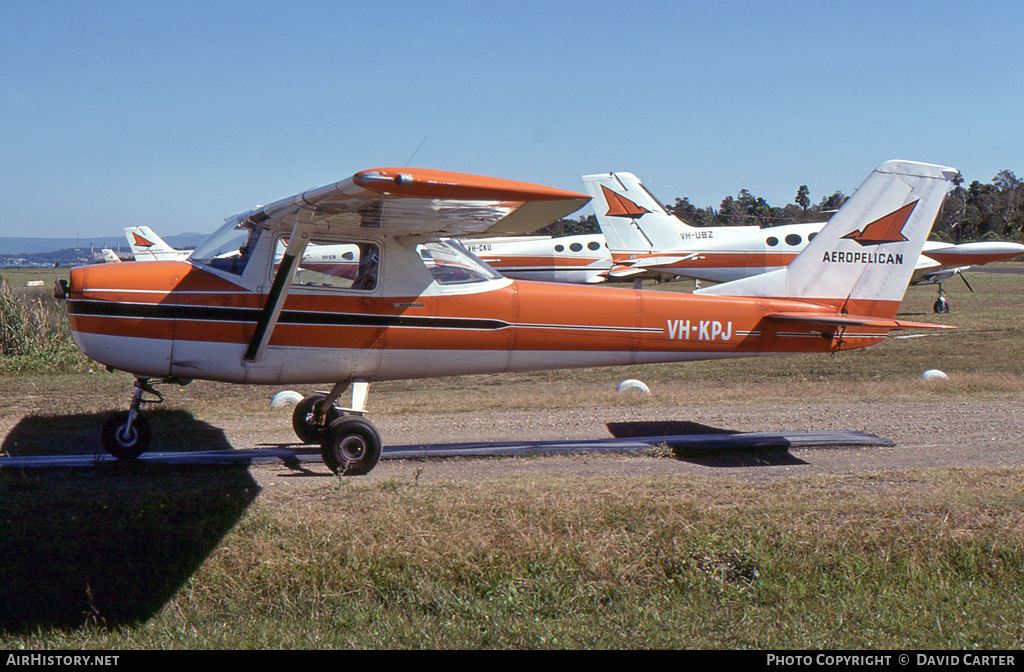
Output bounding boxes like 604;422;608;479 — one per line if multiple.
405;136;427;167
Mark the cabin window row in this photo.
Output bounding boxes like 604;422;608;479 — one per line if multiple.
765;232;816;247
553;241;605;253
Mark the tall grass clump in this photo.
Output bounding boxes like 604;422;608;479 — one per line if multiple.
0;277;90;373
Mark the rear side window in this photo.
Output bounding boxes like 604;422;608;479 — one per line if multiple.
416;241;502;285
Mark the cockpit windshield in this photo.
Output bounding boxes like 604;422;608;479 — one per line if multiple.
190;220;262;276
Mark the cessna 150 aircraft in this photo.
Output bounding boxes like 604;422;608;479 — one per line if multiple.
60;160;955;476
582;171;1024;313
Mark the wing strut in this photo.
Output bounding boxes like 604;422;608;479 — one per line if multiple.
244;224;311;362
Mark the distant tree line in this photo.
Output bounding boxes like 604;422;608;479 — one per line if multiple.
541;170;1024;242
938;171;1023;242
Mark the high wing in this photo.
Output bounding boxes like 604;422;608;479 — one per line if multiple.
230;167;591;239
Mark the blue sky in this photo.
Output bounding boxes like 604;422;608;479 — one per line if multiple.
2;0;1022;239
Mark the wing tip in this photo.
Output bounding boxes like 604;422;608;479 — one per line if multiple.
353;167;590;202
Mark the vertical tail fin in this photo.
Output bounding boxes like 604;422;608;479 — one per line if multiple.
581;172;694;254
697;160;958;318
124;226;188;261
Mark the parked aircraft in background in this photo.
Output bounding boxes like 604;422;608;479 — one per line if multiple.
128;223;612;286
125;226;193;261
464;234;611;284
59;161;955;476
127;224;364;283
582;171;1024;312
121;177;1023;313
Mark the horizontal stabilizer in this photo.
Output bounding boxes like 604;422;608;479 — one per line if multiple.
607;266;647;278
633;255;695;268
766;312;955;331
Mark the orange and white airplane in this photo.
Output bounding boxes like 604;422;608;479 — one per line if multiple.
60;160;955;475
582;171;1024;312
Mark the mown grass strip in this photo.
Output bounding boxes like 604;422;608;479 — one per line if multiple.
2;467;1022;648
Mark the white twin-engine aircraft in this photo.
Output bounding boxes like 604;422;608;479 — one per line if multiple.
580;172;1024;313
62;161;955;476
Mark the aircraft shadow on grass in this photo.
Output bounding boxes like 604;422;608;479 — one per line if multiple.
2;408;235;458
0;410;259;632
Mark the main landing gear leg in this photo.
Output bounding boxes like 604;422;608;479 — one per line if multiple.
292;379;382;476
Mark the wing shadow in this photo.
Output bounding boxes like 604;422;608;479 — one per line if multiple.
606;420;741;438
606;420;809;468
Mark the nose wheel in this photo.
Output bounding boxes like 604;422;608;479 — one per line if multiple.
101;378;159;459
101;409;152;459
100;377;188;460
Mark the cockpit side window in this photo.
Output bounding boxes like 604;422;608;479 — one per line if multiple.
272;237;380;291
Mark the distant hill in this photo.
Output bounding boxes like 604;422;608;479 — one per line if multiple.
0;233;208;255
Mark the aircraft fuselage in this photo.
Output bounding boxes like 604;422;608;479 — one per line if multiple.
65;259;889;386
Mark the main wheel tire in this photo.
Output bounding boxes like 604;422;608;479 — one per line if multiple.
101;411;152;460
292;394;342;444
320;416;382;476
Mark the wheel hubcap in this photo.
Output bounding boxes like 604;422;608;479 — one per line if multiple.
117;426;138;446
339;435;367;461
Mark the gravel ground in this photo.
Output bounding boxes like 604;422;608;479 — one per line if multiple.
2;376;1021;486
240;398;1024;487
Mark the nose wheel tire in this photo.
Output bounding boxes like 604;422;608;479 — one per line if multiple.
292;394;343;444
321;416;382;476
101;411;152;460
933;295;950;314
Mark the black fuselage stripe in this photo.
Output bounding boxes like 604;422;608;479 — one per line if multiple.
67;300;510;331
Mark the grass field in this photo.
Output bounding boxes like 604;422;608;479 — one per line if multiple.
0;264;1023;649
